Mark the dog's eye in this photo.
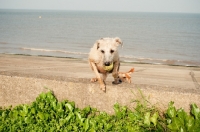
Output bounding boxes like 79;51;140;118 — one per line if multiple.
110;49;114;53
123;77;126;78
101;50;105;53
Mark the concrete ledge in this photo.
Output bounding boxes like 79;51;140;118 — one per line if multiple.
1;75;200;113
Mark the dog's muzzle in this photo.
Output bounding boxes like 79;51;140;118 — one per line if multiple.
104;62;111;66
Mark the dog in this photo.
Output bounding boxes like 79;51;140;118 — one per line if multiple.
89;37;123;92
118;68;134;83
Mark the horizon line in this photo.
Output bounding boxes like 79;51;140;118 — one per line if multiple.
0;8;200;14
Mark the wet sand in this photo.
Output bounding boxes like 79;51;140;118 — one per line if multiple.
0;54;200;113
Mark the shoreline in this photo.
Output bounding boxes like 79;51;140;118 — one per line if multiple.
0;54;200;113
2;53;200;68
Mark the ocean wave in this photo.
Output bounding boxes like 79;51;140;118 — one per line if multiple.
120;55;167;62
120;55;200;67
21;47;88;55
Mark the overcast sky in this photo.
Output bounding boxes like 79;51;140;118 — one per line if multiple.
0;0;200;13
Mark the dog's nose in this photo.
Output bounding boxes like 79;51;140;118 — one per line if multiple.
104;62;110;66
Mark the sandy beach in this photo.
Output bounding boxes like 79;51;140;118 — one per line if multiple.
0;54;200;113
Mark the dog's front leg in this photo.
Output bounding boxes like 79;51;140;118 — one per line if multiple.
112;61;121;84
90;62;106;92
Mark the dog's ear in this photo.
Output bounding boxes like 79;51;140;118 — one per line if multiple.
96;41;100;49
128;68;134;73
115;37;123;47
127;68;134;75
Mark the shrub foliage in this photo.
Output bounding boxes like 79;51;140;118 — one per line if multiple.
0;91;200;131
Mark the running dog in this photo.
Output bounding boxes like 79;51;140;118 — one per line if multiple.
118;68;134;83
89;37;123;92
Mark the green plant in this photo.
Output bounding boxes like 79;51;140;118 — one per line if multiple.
1;91;199;131
166;101;200;132
0;91;166;131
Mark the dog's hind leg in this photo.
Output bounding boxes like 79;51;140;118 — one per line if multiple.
90;62;106;92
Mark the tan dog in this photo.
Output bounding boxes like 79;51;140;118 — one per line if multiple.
118;68;134;83
89;37;123;92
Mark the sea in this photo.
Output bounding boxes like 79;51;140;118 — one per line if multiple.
0;9;200;67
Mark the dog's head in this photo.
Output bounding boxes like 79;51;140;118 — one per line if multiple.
118;68;134;83
96;37;123;66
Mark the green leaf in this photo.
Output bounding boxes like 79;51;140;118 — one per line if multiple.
20;111;26;117
88;128;96;132
128;112;137;121
23;105;29;114
191;104;200;120
83;118;90;131
57;102;63;110
144;112;150;126
185;115;195;131
179;126;186;132
177;108;186;125
116;111;123;119
38;102;45;109
65;103;74;112
167;117;182;131
37;112;45;120
65;113;74;122
83;106;91;116
167;101;177;118
46;91;55;100
31;108;36;114
166;118;172;124
52;101;57;110
44;113;50;120
39;92;46;100
105;123;113;131
25;117;31;124
76;111;81;119
113;103;120;114
12;110;18;118
150;112;158;126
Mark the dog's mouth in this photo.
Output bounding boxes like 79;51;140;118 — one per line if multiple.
103;62;114;72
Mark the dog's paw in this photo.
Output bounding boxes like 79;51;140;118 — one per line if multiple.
100;84;106;93
90;78;98;82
